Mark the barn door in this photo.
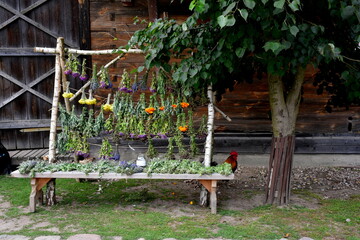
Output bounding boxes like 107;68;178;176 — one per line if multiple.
0;0;89;150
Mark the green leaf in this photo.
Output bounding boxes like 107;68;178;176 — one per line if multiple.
137;66;145;72
235;47;246;58
261;0;269;5
288;0;300;12
274;0;285;9
289;25;299;37
226;16;236;26
239;9;249;21
243;0;256;9
182;23;188;31
223;2;236;15
217;15;236;28
341;5;355;19
264;41;282;54
217;15;227;28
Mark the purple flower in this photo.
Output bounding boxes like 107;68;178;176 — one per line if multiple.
138;134;147;139
79;75;89;81
149;88;157;93
129;133;136;138
72;72;80;78
119;87;128;92
118;132;125;136
158;133;168;139
64;69;72;75
110;153;120;161
131;83;138;92
126;89;133;93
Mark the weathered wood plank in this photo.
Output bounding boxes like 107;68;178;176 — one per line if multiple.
11;170;235;180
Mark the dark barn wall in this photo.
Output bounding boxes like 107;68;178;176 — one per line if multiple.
0;0;82;150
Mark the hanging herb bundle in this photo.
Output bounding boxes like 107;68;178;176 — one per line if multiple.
146;138;158;159
79;58;89;81
104;114;114;134
90;64;99;91
64;53;80;77
99;66;112;89
166;137;175;160
99;138;113;160
62;81;74;99
118;69;132;93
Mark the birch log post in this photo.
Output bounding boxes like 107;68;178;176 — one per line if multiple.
58;38;71;112
48;38;63;163
200;85;215;207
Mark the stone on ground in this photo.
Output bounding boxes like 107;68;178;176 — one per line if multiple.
67;234;101;240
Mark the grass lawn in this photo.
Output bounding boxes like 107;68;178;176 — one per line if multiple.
0;175;359;240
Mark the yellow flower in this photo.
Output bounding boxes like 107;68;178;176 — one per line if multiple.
180;102;190;108
189;201;194;205
178;125;188;132
159;106;165;111
62;92;74;98
102;104;113;112
172;104;178;109
145;107;155;114
85;98;97;105
78;99;86;104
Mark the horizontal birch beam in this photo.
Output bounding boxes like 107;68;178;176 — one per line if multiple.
33;47;144;55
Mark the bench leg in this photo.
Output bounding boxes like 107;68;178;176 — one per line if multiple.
29;178;52;212
199;180;218;214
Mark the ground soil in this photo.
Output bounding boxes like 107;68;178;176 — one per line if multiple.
0;166;359;233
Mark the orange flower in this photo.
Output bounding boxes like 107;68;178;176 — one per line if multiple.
172;104;178;109
180;102;190;108
178;125;188;132
145;107;155;114
159;106;165;111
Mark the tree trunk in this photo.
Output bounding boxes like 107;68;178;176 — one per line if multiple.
265;66;305;205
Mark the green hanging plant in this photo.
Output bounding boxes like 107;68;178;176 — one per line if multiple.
166;137;175;160
99;138;113;160
90;64;99;90
146;138;158;159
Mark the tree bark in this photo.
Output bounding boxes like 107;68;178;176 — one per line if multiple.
265;66;305;205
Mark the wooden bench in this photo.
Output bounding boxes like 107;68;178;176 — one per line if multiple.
11;170;234;214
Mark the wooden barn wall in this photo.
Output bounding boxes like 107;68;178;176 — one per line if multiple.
89;0;360;136
0;0;81;150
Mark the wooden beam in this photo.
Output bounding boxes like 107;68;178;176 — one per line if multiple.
0;0;47;30
0;68;55;109
0;2;76;48
148;0;158;21
34;47;144;55
78;0;91;51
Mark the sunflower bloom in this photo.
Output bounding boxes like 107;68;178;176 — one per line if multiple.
145;107;156;114
180;102;190;108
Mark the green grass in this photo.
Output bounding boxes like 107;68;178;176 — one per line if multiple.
0;175;359;240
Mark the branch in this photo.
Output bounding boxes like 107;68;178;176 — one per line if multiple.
34;47;144;55
204;85;215;167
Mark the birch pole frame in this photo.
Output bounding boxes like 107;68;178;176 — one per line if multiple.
48;38;63;163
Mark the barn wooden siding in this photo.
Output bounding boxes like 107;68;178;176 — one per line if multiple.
0;0;89;150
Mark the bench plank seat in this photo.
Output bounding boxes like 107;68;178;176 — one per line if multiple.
11;170;234;214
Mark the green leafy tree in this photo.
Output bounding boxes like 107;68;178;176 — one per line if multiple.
124;0;359;205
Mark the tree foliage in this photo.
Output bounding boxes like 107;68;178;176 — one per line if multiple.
124;0;359;109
